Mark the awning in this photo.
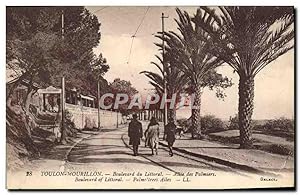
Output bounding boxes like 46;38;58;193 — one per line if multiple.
80;94;94;101
38;86;61;94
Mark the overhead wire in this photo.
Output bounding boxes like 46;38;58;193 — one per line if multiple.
93;7;108;14
127;7;150;64
92;6;152;75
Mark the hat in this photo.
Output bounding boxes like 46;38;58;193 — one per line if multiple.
132;114;138;119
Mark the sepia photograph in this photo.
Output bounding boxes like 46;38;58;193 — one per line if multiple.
5;5;295;190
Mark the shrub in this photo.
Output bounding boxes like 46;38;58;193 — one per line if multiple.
64;110;77;136
257;144;293;156
177;115;226;134
177;118;190;127
201;115;226;133
228;114;239;130
263;117;294;132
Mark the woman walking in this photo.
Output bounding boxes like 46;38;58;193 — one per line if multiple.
145;117;160;155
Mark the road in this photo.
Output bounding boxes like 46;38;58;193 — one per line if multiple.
65;124;245;177
10;124;292;189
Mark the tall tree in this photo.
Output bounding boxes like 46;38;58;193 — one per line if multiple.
109;78;139;116
49;7;109;95
7;7;60;105
6;7;109;145
141;54;232;123
157;8;232;138
7;7;109;106
141;54;188;121
193;6;294;148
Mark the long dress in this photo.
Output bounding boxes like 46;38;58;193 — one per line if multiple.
145;124;159;149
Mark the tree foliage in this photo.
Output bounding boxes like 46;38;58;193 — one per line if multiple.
201;115;226;133
108;78;139;115
192;6;294;77
262;117;294;132
6;7;110;154
228;114;239;130
153;8;233;137
140;53;188;114
192;6;294;147
6;7;110;100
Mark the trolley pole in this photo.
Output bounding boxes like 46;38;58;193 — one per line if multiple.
60;76;66;143
59;10;66;143
116;111;119;128
61;10;65;39
97;81;101;131
162;13;168;138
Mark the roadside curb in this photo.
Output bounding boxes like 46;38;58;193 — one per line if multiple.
64;125;127;162
64;132;97;162
158;141;273;175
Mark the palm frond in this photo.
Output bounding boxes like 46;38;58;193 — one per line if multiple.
194;6;294;77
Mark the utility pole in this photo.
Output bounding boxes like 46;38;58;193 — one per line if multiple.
116;111;119;128
97;80;101;130
161;13;168;137
60;10;66;143
60;77;66;143
61;10;65;39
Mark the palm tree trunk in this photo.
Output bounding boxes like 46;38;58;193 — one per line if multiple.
238;76;254;148
191;84;202;139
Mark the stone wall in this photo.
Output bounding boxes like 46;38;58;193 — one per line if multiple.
65;103;124;129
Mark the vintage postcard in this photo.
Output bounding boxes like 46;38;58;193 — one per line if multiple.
6;6;295;190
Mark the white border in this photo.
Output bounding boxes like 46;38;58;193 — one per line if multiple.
1;1;298;194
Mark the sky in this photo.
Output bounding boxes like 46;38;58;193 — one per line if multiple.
86;6;294;120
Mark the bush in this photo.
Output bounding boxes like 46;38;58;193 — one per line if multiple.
228;115;294;131
263;117;294;132
201;115;226;133
257;144;293;156
64;110;77;136
7;105;40;170
228;114;239;130
176;115;226;134
177;118;190;127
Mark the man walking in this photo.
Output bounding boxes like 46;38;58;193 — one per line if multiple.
165;117;176;157
128;114;143;156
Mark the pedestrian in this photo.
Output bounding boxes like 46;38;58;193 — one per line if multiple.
128;113;143;156
145;117;159;155
165;117;176;156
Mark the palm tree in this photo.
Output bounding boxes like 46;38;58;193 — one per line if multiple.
193;6;294;148
157;8;224;138
141;54;188;121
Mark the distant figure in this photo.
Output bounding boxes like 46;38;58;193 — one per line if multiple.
176;126;184;138
48;95;54;112
145;117;160;155
128;114;143;156
165;117;176;156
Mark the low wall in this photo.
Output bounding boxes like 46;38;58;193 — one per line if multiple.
65;103;124;129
